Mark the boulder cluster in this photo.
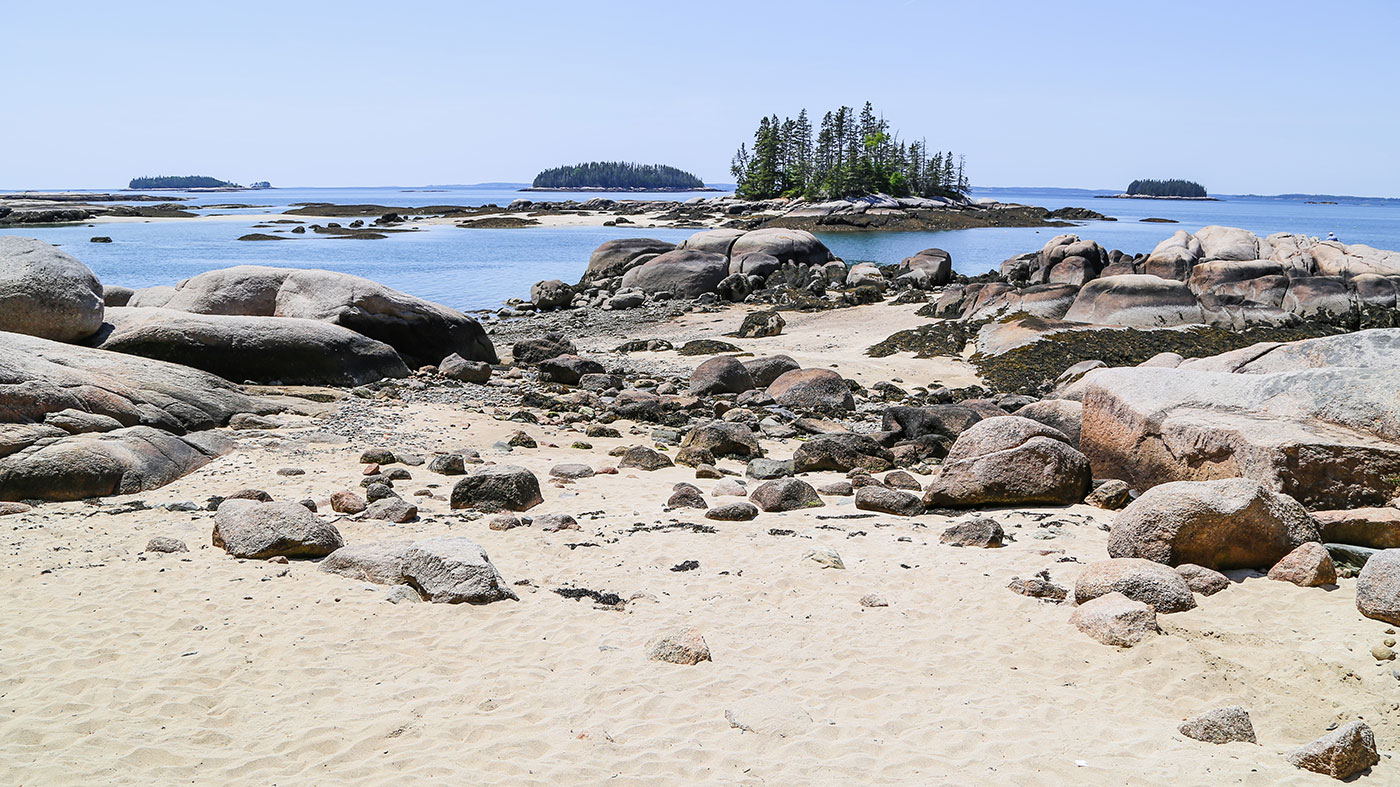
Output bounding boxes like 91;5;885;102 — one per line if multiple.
0;236;496;501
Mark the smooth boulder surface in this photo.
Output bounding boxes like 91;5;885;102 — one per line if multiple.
0;426;233;502
153;265;496;367
0;236;104;342
792;433;894;473
212;499;344;559
1064;275;1202;328
581;238;676;284
93;307;410;386
767;369;854;414
679;228;745;257
682;421;761;459
512;332;577;365
619;249;729;297
728;228;833;267
750;478;824;512
1072;558;1197;613
449;465;544;512
320;540;414;584
400;538;518;604
1082;365;1400;508
1107;479;1319;570
1069;592;1161;648
537;354;604;385
742;355;800;388
1266;542;1337;587
1356;549;1400;625
1312;508;1400;549
854;486;923;517
922;416;1091;508
689;356;755;396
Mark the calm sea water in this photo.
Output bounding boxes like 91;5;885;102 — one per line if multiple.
6;184;1398;312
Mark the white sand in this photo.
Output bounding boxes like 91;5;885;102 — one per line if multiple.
2;307;1396;785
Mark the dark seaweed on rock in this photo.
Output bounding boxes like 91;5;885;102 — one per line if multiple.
974;323;1340;394
866;320;987;359
552;587;625;606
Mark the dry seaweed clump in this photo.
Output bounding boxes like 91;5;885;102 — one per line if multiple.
866;320;986;359
973;322;1340;395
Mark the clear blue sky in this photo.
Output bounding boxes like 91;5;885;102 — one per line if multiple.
7;0;1397;195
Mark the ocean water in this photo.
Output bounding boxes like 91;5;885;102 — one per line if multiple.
5;185;1398;312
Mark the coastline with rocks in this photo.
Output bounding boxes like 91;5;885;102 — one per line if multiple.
2;217;1399;782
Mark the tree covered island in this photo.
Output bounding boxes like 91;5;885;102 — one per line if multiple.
731;102;969;200
128;175;243;190
526;162;713;191
1125;179;1209;198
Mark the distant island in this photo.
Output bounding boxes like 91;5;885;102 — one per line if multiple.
524;162;715;192
730;101;969;201
1097;178;1216;200
128;176;271;191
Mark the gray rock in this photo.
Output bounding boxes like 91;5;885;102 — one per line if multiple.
620;249;729;297
922;416;1090;508
320;540;414;584
94;307;409;386
939;518;1004;548
742;355;801;388
43;408;123;434
746;458;794;480
440;353;491;383
705;501;759;521
855;486;923;517
449;465;543;512
1356;548;1400;625
581;238;676;284
767;368;853;413
212;499;344;559
793;433;894;473
512;332;577;365
729;228;833;267
1284;721;1378;780
530;279;574;309
1178;706;1257;745
0;236;104;342
750;478;824;512
538;354;604;385
1175;563;1230;596
683;420;762;459
1073;558;1197;613
550;463;595;479
366;497;418;523
144;536;188;554
645;626;712;665
689;356;755;396
1085;479;1132;510
154;265;495;367
400;537;518;604
618;446;673;471
0;426;233;502
1108;479;1319;570
1069;591;1161;647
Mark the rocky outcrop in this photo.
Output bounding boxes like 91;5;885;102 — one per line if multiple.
151;265;496;367
92;307;410;386
0;236;104;342
1064;275;1202;328
729;228;834;267
0;426;233;501
1081;365;1400;508
1107;479;1318;570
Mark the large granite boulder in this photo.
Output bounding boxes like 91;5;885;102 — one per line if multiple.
1012;399;1083;447
1356;549;1400;626
1194;225;1260;262
678;228;745;257
400;538;518;604
212;499;344;559
619;249;729;297
581;238;676;284
1073;558;1197;613
922;416;1091;507
154;265;495;366
1032;235;1108;287
1144;230;1202;280
729;228;833;267
1282;276;1353;324
0;236;104;342
92;307;409;386
0;331;275;432
895;248;952;288
0;426;233;502
1182;329;1400;374
1063;275;1202;327
1107;478;1318;570
320;540;414;584
767;368;854;413
682;421;762;459
689;356;754;396
1081;365;1400;508
792;433;894;473
741;355;800;388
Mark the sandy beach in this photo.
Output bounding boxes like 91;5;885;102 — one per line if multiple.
3;298;1395;786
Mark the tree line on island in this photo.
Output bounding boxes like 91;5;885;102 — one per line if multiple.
1126;178;1208;198
529;162;707;191
730;102;969;201
128;175;270;189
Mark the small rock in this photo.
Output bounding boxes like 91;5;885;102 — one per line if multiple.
855;486;923;517
1069;591;1161;647
1085;479;1132;510
705;501;759;521
940;518;1003;548
1178;706;1257;745
646;627;712;665
1284;721;1378;780
145;536;188;554
1371;644;1395;661
803;546;845;569
330;490;367;514
1176;563;1230;596
859;593;889;608
667;487;707;509
1267;542;1337;587
618;446;673;471
385;584;423;604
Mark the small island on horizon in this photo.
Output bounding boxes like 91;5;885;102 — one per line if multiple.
1098;178;1217;201
523;161;717;192
128;175;271;191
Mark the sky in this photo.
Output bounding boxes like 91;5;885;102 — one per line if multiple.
5;0;1397;196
